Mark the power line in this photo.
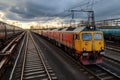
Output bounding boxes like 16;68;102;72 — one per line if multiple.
44;0;96;22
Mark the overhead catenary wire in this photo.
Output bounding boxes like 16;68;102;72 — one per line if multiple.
39;0;98;27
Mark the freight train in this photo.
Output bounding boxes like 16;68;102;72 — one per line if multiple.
0;21;23;45
32;26;105;65
99;26;120;42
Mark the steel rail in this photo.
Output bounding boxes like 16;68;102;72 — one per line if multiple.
105;46;120;52
0;32;24;68
29;32;52;80
105;40;120;52
1;32;25;54
103;55;120;65
20;32;29;80
9;32;26;80
97;64;120;79
0;32;25;79
0;44;16;68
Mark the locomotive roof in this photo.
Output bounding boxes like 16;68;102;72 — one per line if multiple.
73;27;85;32
59;26;98;32
50;26;98;33
60;28;68;31
52;28;59;31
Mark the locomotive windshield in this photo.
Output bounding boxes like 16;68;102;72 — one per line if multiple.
82;33;92;40
94;33;102;40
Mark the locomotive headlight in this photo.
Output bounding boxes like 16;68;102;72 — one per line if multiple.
101;47;104;50
90;26;93;29
83;48;86;51
82;53;88;56
82;48;88;56
100;51;105;55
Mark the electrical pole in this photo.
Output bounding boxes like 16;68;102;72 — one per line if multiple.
70;10;75;27
69;9;96;30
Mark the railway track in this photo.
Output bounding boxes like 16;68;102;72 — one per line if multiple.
0;32;24;79
105;40;120;52
9;32;27;80
104;40;120;64
105;46;120;52
86;64;120;80
10;31;57;80
103;55;120;65
74;58;120;80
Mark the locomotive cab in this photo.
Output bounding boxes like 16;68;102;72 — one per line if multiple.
74;31;104;65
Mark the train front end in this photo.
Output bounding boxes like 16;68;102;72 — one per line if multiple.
79;31;104;65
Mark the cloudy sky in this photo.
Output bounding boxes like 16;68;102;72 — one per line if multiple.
0;0;120;28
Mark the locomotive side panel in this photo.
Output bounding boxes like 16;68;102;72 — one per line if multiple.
55;32;60;42
62;32;73;49
74;32;82;53
49;31;54;40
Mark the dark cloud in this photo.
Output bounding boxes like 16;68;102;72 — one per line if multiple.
1;0;120;22
94;0;120;20
8;0;83;19
0;3;9;10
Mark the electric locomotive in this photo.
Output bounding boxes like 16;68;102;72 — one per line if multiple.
32;26;105;65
